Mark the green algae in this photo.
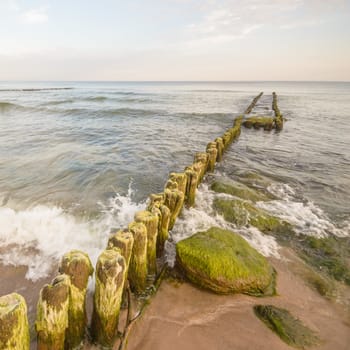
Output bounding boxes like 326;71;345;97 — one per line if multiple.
0;293;29;350
211;179;270;202
176;227;275;295
294;235;350;285
254;305;319;348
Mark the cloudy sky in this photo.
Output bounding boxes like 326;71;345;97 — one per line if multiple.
0;0;349;81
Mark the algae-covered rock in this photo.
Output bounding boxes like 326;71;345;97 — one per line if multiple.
0;293;29;350
211;179;270;202
254;305;319;348
176;227;275;295
294;235;350;285
213;198;291;235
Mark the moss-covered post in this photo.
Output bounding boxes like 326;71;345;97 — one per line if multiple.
0;293;29;350
164;187;185;230
206;142;218;172
244;92;263;114
107;230;134;276
184;166;198;207
36;274;70;350
169;172;187;196
90;248;126;348
272;92;283;131
134;210;159;275
215;137;224;161
193;152;208;183
128;221;148;293
59;250;93;349
148;198;171;257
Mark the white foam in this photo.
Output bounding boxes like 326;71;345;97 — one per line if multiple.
0;184;145;281
166;184;281;266
257;199;349;238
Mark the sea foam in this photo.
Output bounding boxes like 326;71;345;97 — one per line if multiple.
0;184;145;281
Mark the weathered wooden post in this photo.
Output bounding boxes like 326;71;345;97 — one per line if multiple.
164;186;185;230
36;274;70;350
134;210;159;275
128;221;148;293
108;230;134;275
59;250;93;349
193;152;208;183
169;172;187;195
184;166;198;207
148;197;171;257
206;142;218;172
215;137;224;161
0;293;29;350
91;248;127;348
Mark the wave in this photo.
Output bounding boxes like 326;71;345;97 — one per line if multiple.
0;183;145;281
0;101;26;111
0;88;73;92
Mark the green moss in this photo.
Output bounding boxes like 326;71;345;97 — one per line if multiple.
176;227;275;295
213;198;291;236
254;305;319;348
295;235;350;285
211;179;270;202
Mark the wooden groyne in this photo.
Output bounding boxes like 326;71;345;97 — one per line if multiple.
244;92;263;114
242;92;284;131
0;92;285;349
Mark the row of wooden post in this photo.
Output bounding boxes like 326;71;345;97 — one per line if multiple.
0;112;246;349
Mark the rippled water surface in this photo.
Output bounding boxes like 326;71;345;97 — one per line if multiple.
0;81;349;279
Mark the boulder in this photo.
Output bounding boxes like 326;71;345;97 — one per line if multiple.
211;179;270;202
176;227;275;295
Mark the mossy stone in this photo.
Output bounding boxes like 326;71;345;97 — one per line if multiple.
211;179;270;202
213;198;291;235
176;227;276;295
254;305;319;348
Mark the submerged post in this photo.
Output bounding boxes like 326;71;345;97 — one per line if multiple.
0;293;29;350
91;248;127;348
134;210;159;275
36;274;71;350
128;221;148;293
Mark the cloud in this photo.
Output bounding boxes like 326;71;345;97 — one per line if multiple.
20;7;48;24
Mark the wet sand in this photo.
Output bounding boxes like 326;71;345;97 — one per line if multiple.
125;249;350;350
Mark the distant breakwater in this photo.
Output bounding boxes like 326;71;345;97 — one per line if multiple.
0;92;284;350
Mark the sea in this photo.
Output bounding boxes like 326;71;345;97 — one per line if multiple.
0;81;349;283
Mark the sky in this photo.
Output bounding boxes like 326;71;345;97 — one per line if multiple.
0;0;349;81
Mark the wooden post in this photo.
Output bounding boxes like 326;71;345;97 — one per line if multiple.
0;293;29;350
193;152;208;183
128;221;148;293
169;172;187;196
206;142;218;172
108;230;134;275
184;166;198;207
134;210;159;275
164;188;185;230
59;250;93;349
90;248;126;348
215;137;224;161
36;274;70;350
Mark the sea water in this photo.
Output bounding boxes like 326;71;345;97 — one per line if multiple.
0;81;349;281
